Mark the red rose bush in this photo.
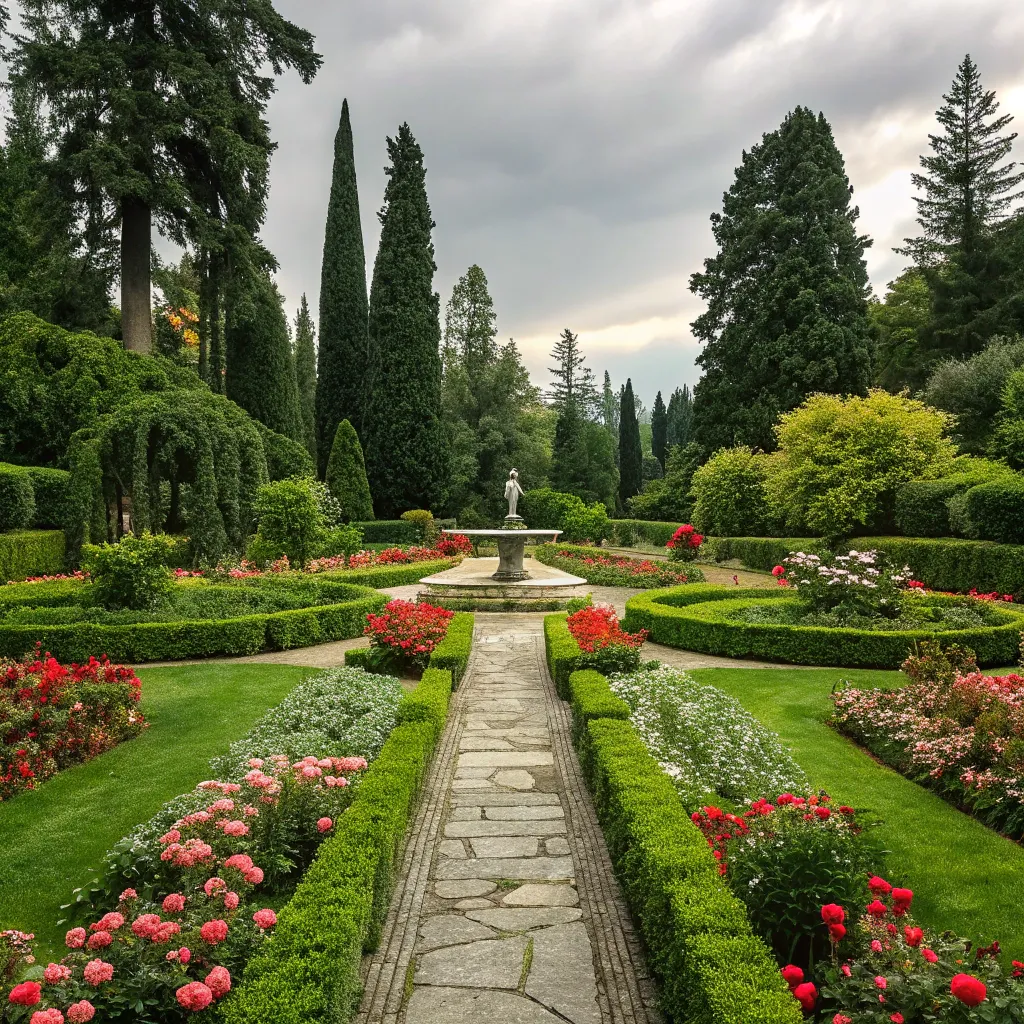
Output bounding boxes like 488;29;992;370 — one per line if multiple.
665;523;704;562
364;599;455;673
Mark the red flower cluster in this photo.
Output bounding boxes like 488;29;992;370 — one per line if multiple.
2;648;145;799
434;534;474;557
780;963;818;1012
565;605;647;655
665;524;704;562
547;548;698;587
365;600;455;665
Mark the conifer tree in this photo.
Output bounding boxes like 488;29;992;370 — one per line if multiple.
548;328;598;415
690;107;873;453
316;98;370;473
363;124;449;517
326;419;374;522
226;270;302;442
601;371;619;437
618;379;643;505
899;56;1024;359
666;385;694;448
444;264;497;381
293;295;317;461
13;1;321;354
651;391;668;471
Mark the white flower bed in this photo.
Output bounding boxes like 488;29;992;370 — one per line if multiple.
609;666;806;807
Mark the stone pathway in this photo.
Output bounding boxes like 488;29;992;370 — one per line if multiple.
357;618;660;1024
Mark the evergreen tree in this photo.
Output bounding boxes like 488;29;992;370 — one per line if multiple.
618;379;643;505
444;264;498;380
899;56;1024;359
548;328;598;415
552;404;617;509
666;385;694;448
600;371;619;438
226;270;302;442
690;107;873;453
316;98;370;474
869;269;933;389
363;124;450;517
13;1;321;354
326;419;374;522
293;295;317;462
651;391;668;471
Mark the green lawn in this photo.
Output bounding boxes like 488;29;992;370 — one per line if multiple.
0;662;310;959
691;666;1024;959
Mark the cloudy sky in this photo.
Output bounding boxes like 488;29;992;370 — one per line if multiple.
14;1;1024;405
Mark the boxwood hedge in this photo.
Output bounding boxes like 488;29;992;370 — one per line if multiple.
622;585;1024;668
608;519;684;548
0;529;66;583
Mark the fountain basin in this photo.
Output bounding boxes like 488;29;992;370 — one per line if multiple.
443;528;562;581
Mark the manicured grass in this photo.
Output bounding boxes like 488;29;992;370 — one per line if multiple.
0;663;310;958
690;666;1024;959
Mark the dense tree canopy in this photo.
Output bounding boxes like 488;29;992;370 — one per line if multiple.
690;106;874;453
618;379;643;506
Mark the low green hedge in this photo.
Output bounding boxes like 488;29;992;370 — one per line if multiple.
965;481;1024;544
580;711;799;1023
318;558;455;589
543;613;583;699
894;481;964;538
351;520;420;545
0;529;66;583
608;519;683;548
702;536;825;571
0;465;35;531
567;669;629;752
623;585;1024;668
222;666;455;1023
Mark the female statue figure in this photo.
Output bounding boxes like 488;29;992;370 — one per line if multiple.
504;469;524;518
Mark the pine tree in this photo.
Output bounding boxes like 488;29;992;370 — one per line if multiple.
666;385;694;448
651;391;668;471
12;2;321;354
690;107;873;453
899;56;1024;359
326;419;374;522
363;124;450;517
226;270;303;442
548;328;597;415
600;371;619;437
316;98;370;474
618;379;643;505
293;295;317;462
444;264;497;381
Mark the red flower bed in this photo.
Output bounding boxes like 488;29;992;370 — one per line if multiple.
566;604;648;675
545;546;704;588
1;649;145;799
364;600;455;671
665;523;704;562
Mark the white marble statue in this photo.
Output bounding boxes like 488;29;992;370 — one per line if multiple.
504;469;524;518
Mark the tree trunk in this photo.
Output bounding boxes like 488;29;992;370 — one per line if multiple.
121;196;153;353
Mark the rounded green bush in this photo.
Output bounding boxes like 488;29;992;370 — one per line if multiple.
0;465;36;532
623;585;1024;668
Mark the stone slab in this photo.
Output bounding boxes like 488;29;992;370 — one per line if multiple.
466;906;583;930
450;778;495;791
445;819;566;839
449;806;482;821
485;805;565;821
450;791;561;807
493;769;536;790
435;857;575;881
415;935;529;989
502;883;580;908
459;736;515;751
469;836;539;858
459;751;554;768
453;897;496;910
526;923;601;1024
434;879;496;899
417;914;497;952
545;837;571;856
405;987;563;1024
437;839;467;859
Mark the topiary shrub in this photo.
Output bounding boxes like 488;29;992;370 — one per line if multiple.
965;481;1024;544
82;533;177;610
894;480;963;538
24;466;71;529
399;508;436;543
0;465;35;532
325;419;374;523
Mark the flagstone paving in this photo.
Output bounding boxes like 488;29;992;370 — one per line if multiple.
356;618;660;1024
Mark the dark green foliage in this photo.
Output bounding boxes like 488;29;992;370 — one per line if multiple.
255;422;316;482
666;385;693;448
82;533;177;610
600;370;619;437
566;670;630;749
551;405;617;510
623;585;1024;668
363;124;450;517
326;420;374;522
293;295;318;461
521;488;610;543
608;519;686;547
703;536;826;571
547;328;597;413
24;466;70;529
690;107;873;453
627;443;700;523
964;481;1024;544
0;530;65;583
226;270;303;442
0;464;35;531
618;380;643;507
65;434;107;558
991;366;1024;469
316;99;370;473
894;480;965;537
651;391;668;471
870;268;933;390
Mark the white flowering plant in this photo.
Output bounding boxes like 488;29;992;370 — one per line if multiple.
773;550;913;620
608;666;807;807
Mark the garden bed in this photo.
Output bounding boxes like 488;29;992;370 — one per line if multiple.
534;542;706;588
623;585;1024;668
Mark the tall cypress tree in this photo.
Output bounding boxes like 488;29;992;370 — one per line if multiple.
316;98;370;474
600;371;618;438
666;384;694;448
618;379;643;505
226;270;302;442
651;391;668;471
293;294;317;461
363;124;449;517
326;419;374;522
690;107;873;453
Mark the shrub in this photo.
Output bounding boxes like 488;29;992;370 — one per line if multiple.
325;420;374;523
23;467;71;529
703;536;825;571
533;542;705;588
690;447;772;536
256;421;316;481
0;464;35;532
521;488;610;543
565;604;647;676
398;509;436;544
774;549;911;619
626;443;700;523
770;391;958;540
608;519;684;548
250;478;326;568
362;600;455;674
964;480;1024;544
82;533;177;611
0;530;66;583
666;523;704;561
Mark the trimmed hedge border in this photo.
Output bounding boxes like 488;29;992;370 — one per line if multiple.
543;613;583;699
608;519;684;548
317;558;456;589
623;585;1024;668
0;529;66;583
222;632;467;1022
544;621;800;1024
704;535;1024;599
